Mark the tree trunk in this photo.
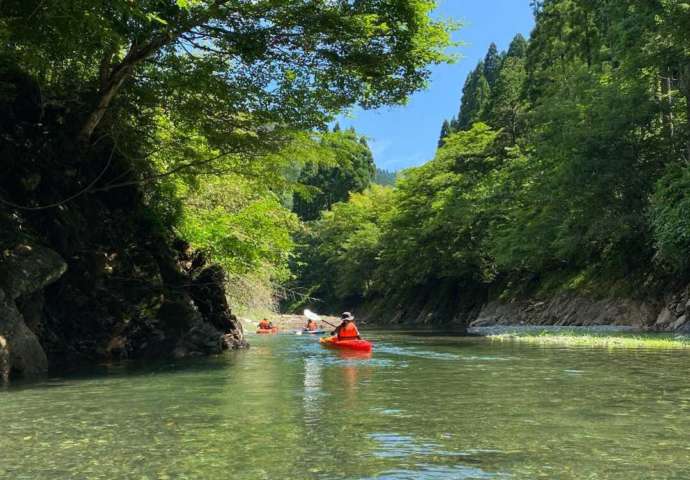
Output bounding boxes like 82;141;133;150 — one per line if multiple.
680;64;690;163
76;0;231;145
660;67;674;140
78;35;174;144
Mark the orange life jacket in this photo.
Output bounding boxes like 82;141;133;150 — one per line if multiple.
337;322;359;340
258;320;271;330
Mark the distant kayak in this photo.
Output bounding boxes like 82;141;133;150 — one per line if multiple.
256;327;279;334
299;329;327;335
320;336;373;352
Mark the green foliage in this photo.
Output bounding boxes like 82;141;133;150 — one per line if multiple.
292;129;376;221
1;0;456;315
295;0;690;312
2;0;455;131
378;124;501;289
484;56;526;144
650;165;690;271
457;63;491;131
483;43;503;88
289;185;394;309
506;34;528;59
178;176;299;282
373;168;397;186
438;119;451;148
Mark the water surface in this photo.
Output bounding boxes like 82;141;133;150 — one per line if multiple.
3;331;690;479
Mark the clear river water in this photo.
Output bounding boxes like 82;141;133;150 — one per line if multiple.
2;331;690;479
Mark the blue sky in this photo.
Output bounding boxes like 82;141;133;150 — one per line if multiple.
337;1;535;171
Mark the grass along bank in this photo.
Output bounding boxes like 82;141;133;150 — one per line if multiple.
487;330;690;350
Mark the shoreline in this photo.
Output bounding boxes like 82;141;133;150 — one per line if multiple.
479;326;690;350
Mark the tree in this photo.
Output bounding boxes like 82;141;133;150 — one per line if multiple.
483;42;503;87
507;34;528;59
438;119;451;147
293;0;690;317
457;63;491;131
1;0;454;146
287;185;395;309
484;56;527;144
373;168;397;186
292;129;376;221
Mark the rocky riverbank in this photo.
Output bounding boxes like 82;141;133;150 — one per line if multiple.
0;71;247;382
470;288;690;333
0;240;247;383
349;282;690;334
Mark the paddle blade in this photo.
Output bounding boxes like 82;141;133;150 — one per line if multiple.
304;309;321;321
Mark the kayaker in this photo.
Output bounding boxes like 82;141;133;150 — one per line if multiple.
334;312;361;340
306;319;319;331
258;318;272;330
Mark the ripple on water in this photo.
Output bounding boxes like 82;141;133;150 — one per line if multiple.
368;464;508;480
376;345;514;363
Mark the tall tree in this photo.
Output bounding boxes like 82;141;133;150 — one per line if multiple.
485;56;527;144
438;119;451;147
483;42;503;87
507;33;528;59
457;63;491;131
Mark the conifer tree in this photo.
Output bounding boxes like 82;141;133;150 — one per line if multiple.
483;42;503;87
457;63;491;131
438;119;451;147
507;34;528;59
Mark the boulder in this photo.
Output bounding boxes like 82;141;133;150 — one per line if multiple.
0;245;67;300
173;320;223;358
655;307;675;327
671;315;688;331
0;245;67;379
0;288;48;377
190;265;241;333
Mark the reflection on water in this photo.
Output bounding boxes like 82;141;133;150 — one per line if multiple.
2;331;690;479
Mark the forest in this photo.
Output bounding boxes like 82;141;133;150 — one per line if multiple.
290;0;690;322
0;0;452;378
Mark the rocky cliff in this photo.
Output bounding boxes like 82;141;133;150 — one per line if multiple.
471;289;690;333
355;279;690;334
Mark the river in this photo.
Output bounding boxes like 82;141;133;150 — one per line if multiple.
2;331;690;479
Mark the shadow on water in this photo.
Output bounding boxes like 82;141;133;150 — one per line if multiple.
4;349;247;393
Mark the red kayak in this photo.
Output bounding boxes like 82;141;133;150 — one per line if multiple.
320;336;373;352
256;327;278;334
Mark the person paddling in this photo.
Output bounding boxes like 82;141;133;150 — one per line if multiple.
258;318;272;330
333;312;361;340
306;318;319;331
